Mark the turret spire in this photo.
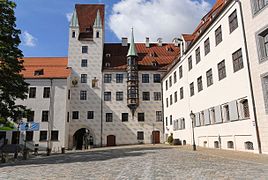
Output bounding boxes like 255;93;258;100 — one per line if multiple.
93;9;102;28
127;28;138;57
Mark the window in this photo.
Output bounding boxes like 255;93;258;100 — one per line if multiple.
242;99;250;118
227;141;234;149
188;56;193;71
245;141;254;150
223;105;230;122
142;74;149;83
210;108;216;124
169;76;172;87
34;69;44;76
174;72;177;83
218;60;226;80
261;75;268;113
104;74;112;83
190;82;194;96
174;91;178;103
206;69;213;87
215;26;222;46
104;92;111;101
72;111;79;119
166;98;168;108
96;31;100;38
165;117;168;126
122;113;128;122
27;111;34;122
82;46;88;53
180;87;184;99
67;112;70;122
252;0;268;14
197;76;203;92
43;87;50;98
229;10;238;33
170;115;172;125
92;77;98;88
165;80;168;90
80;90;87;100
87;111;94;119
72;31;75;38
81;59;88;67
81;74;87;83
51;131;59;141
138;113;145;122
179;66;183;79
116;92;123;101
137;131;144;140
116;74;124;83
232;49;244;72
143;92;150;101
40;131;47;141
106;113;113;122
204;38;210;55
170;94;173;105
257;28;268;62
196;47;201;64
29;87;36;98
153;74;161;83
156;111;162;122
154;92;161;101
26;131;33;141
42;111;49;122
68;90;71;100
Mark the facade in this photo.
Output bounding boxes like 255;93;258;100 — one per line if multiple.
241;0;268;154
162;0;262;153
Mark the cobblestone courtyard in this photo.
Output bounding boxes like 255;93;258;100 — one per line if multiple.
0;145;268;180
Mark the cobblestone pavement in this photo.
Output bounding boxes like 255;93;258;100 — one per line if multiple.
0;145;267;180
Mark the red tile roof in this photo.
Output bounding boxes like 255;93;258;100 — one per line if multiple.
103;43;180;71
21;57;71;79
75;4;105;33
185;0;230;50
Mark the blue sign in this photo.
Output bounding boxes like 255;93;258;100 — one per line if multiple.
19;122;40;131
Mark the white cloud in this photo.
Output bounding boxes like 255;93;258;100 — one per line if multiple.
22;31;37;47
109;0;212;42
66;12;73;22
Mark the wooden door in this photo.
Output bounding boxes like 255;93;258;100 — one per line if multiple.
12;131;20;144
152;131;160;144
107;135;116;146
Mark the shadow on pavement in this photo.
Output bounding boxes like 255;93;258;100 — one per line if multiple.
0;145;171;168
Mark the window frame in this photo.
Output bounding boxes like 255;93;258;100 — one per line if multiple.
215;26;222;46
82;46;88;53
104;74;112;83
218;60;226;81
41;110;49;122
229;10;238;33
204;38;210;55
138;113;145;122
142;92;150;101
81;74;87;83
232;48;244;72
142;74;150;83
104;92;111;101
116;74;124;83
106;113;113;122
29;87;36;98
206;69;213;87
87;111;94;119
72;111;79;119
43;87;50;98
80;90;87;100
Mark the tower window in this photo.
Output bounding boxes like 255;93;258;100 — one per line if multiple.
72;31;75;38
82;46;88;53
96;31;100;38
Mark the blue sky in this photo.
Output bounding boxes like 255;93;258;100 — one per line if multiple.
13;0;216;57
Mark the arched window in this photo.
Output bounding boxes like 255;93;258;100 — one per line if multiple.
227;141;234;149
183;140;186;145
245;141;254;150
203;141;207;147
214;141;219;148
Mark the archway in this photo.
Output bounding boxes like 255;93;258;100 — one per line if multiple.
107;135;116;146
73;128;94;150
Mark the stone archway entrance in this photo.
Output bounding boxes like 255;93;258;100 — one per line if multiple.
73;128;94;150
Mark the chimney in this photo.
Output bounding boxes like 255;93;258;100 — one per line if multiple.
145;37;150;48
122;37;128;46
157;38;162;47
173;38;181;47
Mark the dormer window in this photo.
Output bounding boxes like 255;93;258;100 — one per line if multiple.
149;52;157;57
166;47;173;52
152;61;158;67
34;69;44;76
106;53;111;58
105;62;111;67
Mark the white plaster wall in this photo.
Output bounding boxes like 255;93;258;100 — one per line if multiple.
163;1;259;153
102;71;164;145
241;0;268;154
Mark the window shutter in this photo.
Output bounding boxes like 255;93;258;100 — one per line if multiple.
215;105;222;123
195;113;200;126
229;100;239;121
204;109;210;125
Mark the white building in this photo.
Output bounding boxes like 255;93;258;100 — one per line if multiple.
162;0;262;153
241;0;268;154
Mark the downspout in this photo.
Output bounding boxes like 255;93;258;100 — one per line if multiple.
100;74;103;147
237;0;262;153
47;78;53;155
160;80;165;143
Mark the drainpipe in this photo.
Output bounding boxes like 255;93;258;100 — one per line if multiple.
100;74;103;147
160;80;165;143
47;79;53;155
237;0;262;154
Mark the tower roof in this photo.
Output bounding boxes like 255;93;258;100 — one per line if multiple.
127;28;138;57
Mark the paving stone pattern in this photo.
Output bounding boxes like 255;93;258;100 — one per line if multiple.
0;145;267;180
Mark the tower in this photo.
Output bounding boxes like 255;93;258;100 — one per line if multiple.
126;29;139;116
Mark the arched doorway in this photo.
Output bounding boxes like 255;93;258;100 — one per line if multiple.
73;128;94;150
107;135;116;146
